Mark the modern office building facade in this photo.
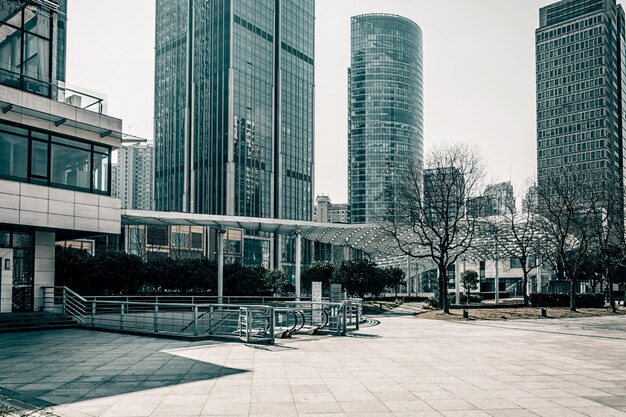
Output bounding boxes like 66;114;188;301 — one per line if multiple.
348;14;424;224
113;142;155;211
536;0;626;201
0;0;122;312
154;0;314;271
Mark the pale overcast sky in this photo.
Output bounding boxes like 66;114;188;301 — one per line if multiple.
67;0;619;204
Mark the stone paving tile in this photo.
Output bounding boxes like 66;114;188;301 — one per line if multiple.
0;316;625;417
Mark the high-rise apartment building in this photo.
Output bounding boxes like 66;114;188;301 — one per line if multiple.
154;0;314;222
113;142;155;211
348;14;424;224
536;0;625;197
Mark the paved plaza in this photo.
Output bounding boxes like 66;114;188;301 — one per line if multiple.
1;313;626;417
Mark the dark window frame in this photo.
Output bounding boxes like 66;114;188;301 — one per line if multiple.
0;119;112;195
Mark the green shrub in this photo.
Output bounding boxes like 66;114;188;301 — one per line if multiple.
529;293;605;308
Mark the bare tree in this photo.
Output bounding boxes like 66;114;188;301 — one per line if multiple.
488;180;542;306
383;143;485;313
536;172;601;311
591;178;625;311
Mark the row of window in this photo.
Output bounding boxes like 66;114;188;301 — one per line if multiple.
537;68;603;91
537;108;604;129
0;121;111;195
537;26;603;52
537;57;603;81
537;54;602;72
537;119;605;133
537;39;603;62
538;14;603;41
538;120;605;139
538;87;605;110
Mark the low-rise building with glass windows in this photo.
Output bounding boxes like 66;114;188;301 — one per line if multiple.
0;0;122;312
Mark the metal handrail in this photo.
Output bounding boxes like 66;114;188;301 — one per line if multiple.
40;286;359;341
0;68;105;113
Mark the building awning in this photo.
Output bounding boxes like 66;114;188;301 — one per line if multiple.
121;210;399;254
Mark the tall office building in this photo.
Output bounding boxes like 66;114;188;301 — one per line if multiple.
536;0;625;199
113;143;155;211
348;14;424;224
154;0;314;222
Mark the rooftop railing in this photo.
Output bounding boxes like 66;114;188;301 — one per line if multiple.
0;68;106;114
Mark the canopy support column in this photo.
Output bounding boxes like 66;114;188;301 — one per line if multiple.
295;230;302;300
217;229;226;304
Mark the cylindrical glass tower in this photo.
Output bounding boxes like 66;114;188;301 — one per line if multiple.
348;13;423;224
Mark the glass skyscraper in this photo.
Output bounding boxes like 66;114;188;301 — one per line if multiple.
154;0;314;222
348;14;424;224
154;0;314;270
536;0;626;196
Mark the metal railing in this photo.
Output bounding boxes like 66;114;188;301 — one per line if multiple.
0;68;106;113
41;287;362;343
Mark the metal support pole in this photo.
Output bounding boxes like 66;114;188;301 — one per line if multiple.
193;305;198;337
406;255;411;296
120;304;125;329
91;302;95;327
269;307;275;345
217;229;225;305
455;259;461;305
295;231;302;300
154;304;159;332
495;249;500;305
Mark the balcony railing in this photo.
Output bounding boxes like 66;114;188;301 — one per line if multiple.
0;68;106;114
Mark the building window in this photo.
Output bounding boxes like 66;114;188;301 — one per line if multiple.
0;121;112;195
0;0;53;97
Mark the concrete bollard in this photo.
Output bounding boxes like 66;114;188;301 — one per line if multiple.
541;308;547;317
463;309;469;319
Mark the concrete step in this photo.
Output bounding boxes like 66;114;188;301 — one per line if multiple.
0;323;78;333
0;313;77;332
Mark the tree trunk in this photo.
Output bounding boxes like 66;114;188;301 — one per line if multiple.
522;271;529;307
439;266;449;313
570;279;577;311
607;267;615;312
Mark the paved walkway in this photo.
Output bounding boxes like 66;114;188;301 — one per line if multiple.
1;315;626;417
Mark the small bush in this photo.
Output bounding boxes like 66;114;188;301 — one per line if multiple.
478;291;510;300
530;293;605;308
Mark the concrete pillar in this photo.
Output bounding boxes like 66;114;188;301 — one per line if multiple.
34;231;55;311
217;229;225;304
0;248;13;313
295;231;302;300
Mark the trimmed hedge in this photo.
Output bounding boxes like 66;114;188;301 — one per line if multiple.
479;291;510;300
529;293;605;308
